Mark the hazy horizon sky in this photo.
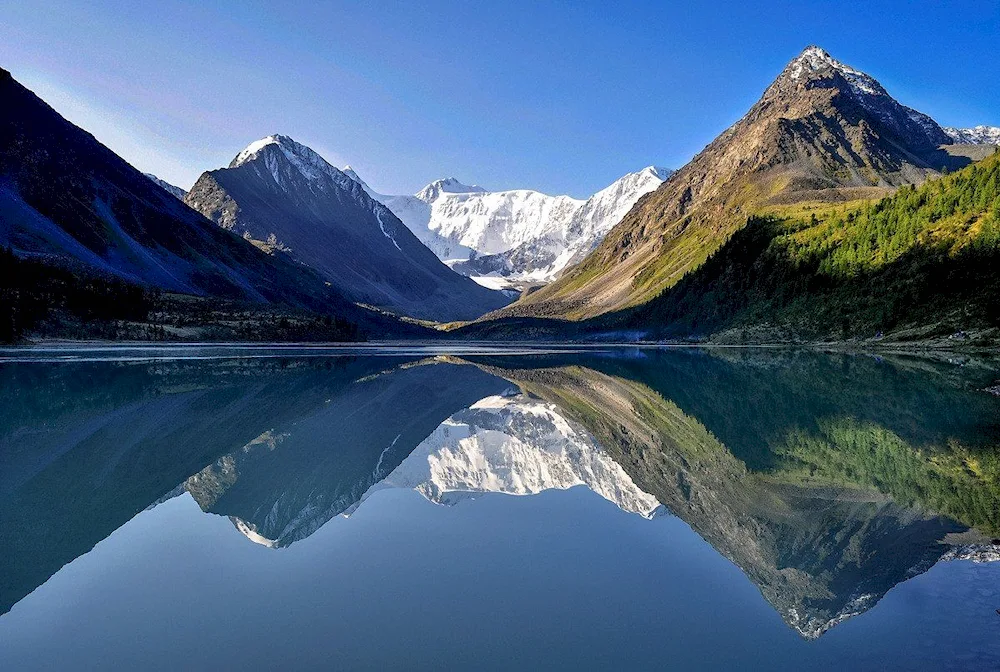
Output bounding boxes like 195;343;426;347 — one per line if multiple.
3;0;999;196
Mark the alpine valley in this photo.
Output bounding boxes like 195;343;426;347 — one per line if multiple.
6;20;1000;669
469;46;1000;346
2;45;1000;346
184;135;510;323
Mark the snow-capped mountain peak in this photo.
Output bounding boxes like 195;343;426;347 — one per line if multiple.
416;177;486;202
340;165;377;197
230;134;343;183
943;125;1000;145
788;46;885;97
340;164;365;183
231;134;296;167
344;164;672;287
774;45;953;152
187;135;511;321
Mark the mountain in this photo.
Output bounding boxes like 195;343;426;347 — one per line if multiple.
488;46;972;321
143;173;187;200
345;166;672;288
0;67;362;315
452;167;675;286
944;125;1000;145
614;151;1000;343
185;136;511;322
347;173;579;263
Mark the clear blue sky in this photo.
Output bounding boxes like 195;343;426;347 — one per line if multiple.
3;0;999;196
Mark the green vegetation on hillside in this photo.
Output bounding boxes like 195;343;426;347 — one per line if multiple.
621;151;1000;341
0;248;363;343
773;416;1000;535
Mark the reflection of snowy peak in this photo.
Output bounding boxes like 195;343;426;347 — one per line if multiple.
345;166;672;286
364;395;662;517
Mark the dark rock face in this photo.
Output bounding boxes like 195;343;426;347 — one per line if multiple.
0;69;353;313
498;46;971;320
185;136;511;322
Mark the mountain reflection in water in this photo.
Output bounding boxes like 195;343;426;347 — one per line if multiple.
2;346;1000;649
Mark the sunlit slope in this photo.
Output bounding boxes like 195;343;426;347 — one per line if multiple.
617;150;1000;340
486;47;968;322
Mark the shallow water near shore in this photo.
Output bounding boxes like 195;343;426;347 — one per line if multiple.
2;344;1000;670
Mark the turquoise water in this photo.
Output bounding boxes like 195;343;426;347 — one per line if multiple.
2;346;999;670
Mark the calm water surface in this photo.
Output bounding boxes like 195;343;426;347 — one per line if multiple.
2;344;1000;670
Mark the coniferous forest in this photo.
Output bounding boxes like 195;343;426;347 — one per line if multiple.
619;151;1000;343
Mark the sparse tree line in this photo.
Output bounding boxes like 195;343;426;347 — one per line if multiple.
0;247;362;343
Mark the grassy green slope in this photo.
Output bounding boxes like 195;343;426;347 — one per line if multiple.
614;151;1000;341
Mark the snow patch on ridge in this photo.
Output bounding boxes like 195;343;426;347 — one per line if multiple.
345;164;672;284
143;173;187;200
789;46;885;97
376;209;401;251
231;134;338;183
943;125;1000;145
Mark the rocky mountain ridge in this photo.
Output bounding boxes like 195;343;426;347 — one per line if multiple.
944;125;1000;145
486;45;976;321
143;173;187;200
0;69;360;315
185;135;511;322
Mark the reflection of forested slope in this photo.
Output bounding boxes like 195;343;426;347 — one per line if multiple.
590;349;1000;470
0;357;413;614
473;349;1000;534
479;360;985;638
186;362;509;547
773;417;1000;536
594;349;1000;536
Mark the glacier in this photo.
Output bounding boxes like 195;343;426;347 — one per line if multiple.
344;165;673;288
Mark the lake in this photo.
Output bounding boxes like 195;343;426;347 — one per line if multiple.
2;344;1000;670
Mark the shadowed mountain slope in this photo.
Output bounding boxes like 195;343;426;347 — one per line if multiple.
185;136;511;322
0;69;359;315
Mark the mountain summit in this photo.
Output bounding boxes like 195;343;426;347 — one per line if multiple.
0;69;360;312
185;135;511;322
491;46;971;320
775;46;951;150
